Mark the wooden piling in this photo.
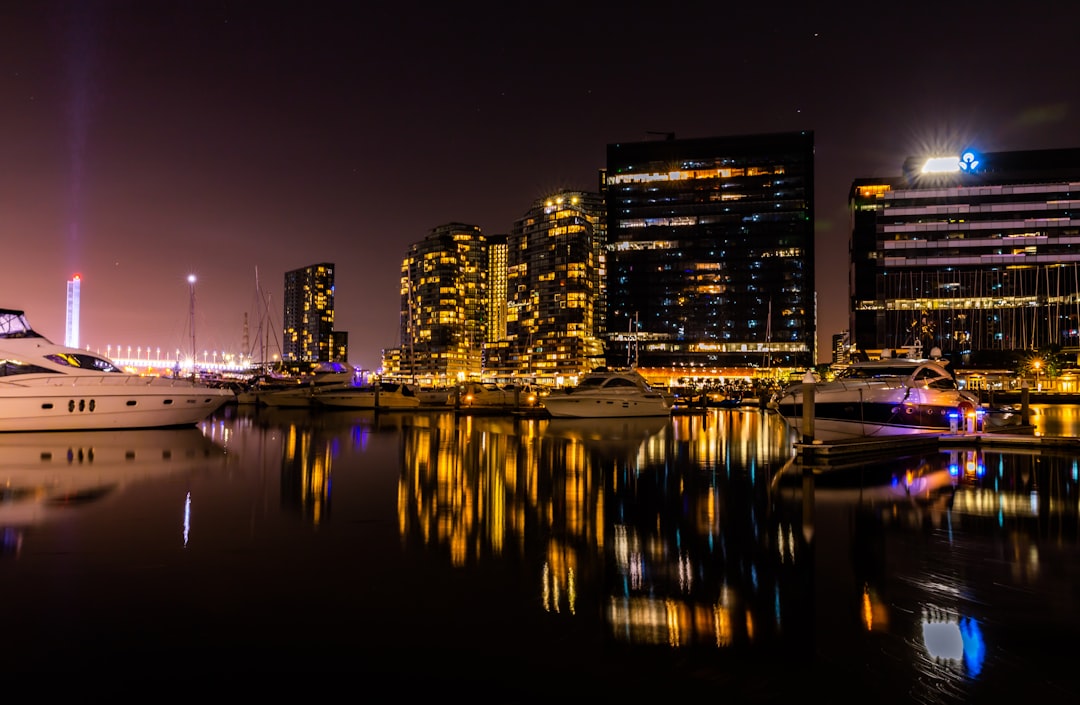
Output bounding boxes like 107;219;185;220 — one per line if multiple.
801;371;816;445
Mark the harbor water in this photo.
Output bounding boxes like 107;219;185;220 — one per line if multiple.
1;403;1078;701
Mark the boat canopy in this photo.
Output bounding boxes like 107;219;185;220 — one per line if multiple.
0;309;44;339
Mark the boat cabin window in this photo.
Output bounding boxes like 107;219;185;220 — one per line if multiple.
602;378;641;389
0;359;58;376
45;352;123;373
575;377;609;389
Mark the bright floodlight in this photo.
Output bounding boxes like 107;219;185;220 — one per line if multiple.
188;274;196;284
921;156;961;173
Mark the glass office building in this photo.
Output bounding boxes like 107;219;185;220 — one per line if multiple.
604;131;816;375
849;147;1080;361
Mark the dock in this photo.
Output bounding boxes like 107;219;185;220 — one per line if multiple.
793;425;1080;463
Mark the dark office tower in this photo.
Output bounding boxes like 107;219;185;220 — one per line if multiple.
832;331;850;365
605;132;816;375
398;223;487;383
849;147;1080;362
283;263;343;365
496;191;606;381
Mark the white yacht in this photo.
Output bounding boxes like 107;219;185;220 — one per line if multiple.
458;381;540;410
541;368;672;418
313;381;422;410
772;347;1021;441
0;307;234;432
256;362;355;408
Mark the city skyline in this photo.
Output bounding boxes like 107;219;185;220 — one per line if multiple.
2;2;1078;370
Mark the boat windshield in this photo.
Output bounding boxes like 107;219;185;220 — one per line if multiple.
840;365;921;380
574;376;610;390
838;362;958;389
571;375;646;392
0;309;45;339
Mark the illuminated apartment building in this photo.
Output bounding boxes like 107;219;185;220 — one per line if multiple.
485;234;508;342
849;147;1080;361
483;191;606;382
604;132;816;377
391;223;487;383
282;262;347;365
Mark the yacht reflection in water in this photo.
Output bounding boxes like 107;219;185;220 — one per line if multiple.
0;427;227;554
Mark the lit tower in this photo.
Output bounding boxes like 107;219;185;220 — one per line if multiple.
188;274;197;379
65;274;81;348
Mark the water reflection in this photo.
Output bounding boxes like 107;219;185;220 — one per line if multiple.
219;404;1080;700
0;427;227;556
7;403;1076;698
775;444;1079;701
1030;402;1080;437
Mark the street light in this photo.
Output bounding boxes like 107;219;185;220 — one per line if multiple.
1034;359;1042;391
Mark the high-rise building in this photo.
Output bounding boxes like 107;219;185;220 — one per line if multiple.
849;147;1080;361
483;191;606;382
485;234;508;343
389;223;487;383
831;331;850;365
65;274;81;348
604;131;816;378
282;263;345;365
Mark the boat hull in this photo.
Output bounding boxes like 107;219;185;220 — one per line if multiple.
314;391;421;410
0;378;233;432
542;395;671;418
774;392;1019;441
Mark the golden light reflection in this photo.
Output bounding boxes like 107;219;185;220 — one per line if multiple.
393;408;796;651
714;604;733;646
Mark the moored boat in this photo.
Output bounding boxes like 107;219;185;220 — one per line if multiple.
0;307;233;432
458;382;540;410
256;362;356;408
313;381;421;410
541;367;672;418
773;348;1021;441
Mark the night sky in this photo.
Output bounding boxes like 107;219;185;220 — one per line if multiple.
2;1;1078;371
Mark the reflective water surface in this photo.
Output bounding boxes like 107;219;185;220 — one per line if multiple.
1;404;1078;701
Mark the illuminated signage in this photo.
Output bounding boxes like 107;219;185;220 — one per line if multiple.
958;151;980;172
921;151;982;174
